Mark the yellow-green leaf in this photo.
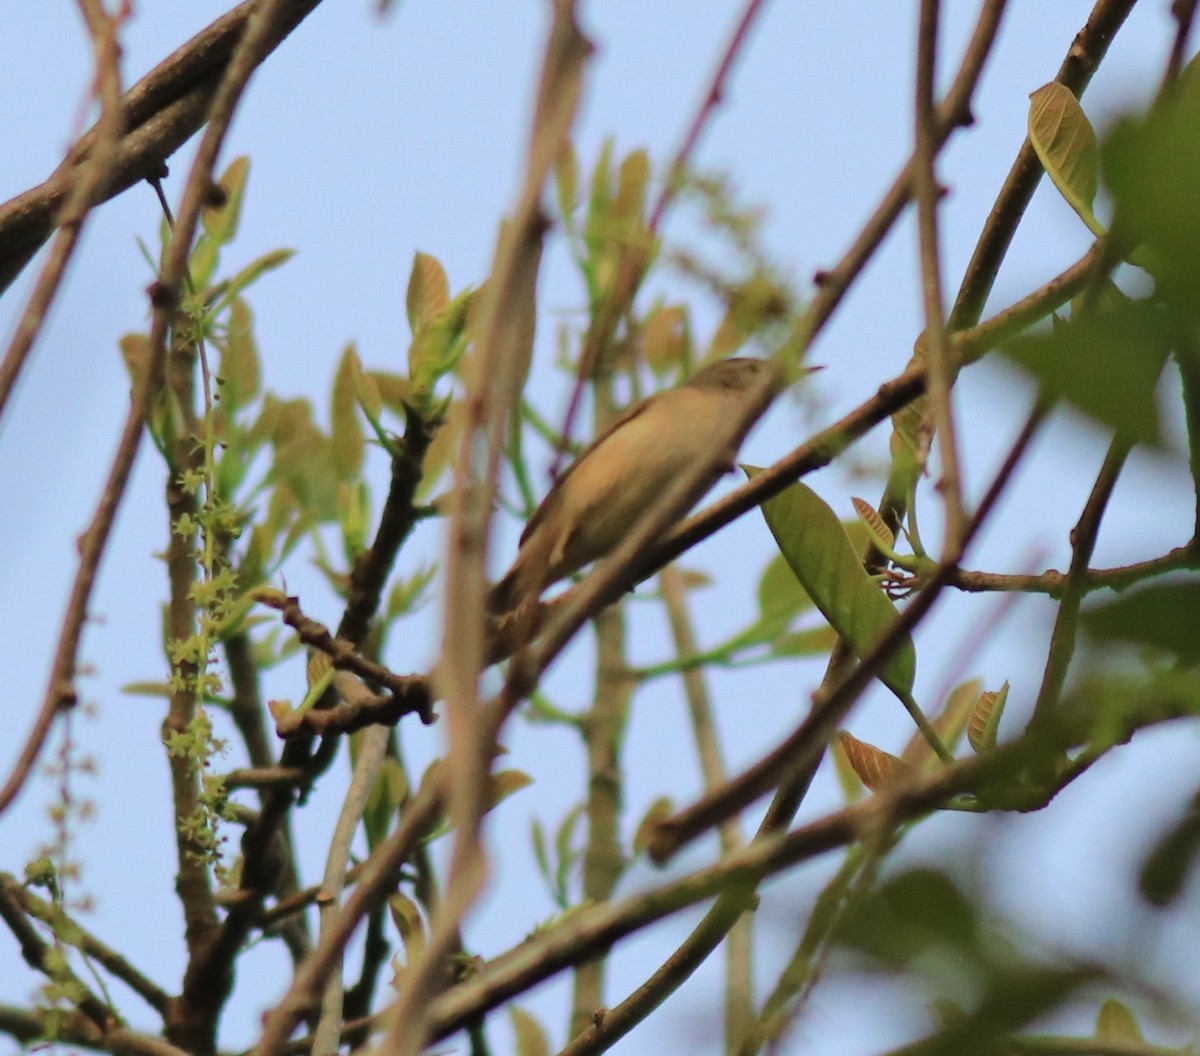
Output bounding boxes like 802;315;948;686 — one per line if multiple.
615;148;650;225
406;251;450;334
633;797;673;856
641;304;689;375
220;298;261;411
555;141;579;221
202;156;250;245
487;769;533;813
510;1006;550;1056
331;345;365;481
1028;83;1103;235
1095;998;1143;1043
388;892;427;962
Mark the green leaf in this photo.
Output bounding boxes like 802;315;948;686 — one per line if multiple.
614;148;650;226
751;471;916;697
771;625;838;658
189;234;220;290
757;551;815;631
331;345;365;481
510;1007;550;1056
835;868;979;970
1083;581;1200;662
1002;299;1171;445
1139;789;1200;907
358;755;407;849
406;251;450;334
220;298;261;412
202;156;250;245
1028;83;1103;235
1095;998;1144;1042
555;141;579;222
1105;85;1200;301
208;248;295;320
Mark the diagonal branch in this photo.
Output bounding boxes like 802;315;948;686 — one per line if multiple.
0;0;324;298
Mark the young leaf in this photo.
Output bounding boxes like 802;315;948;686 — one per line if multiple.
330;345;365;481
510;1006;551;1056
221;298;262;412
633;797;673;856
1028;84;1103;235
202;156;250;245
641;304;689;375
836;730;912;792
406;251;450;334
555;141;579;222
1095;998;1144;1042
388;892;427;963
852;497;895;553
967;681;1008;753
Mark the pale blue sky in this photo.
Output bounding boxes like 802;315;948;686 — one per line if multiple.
2;4;1198;1054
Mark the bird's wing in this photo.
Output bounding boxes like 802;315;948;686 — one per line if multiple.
518;392;653;546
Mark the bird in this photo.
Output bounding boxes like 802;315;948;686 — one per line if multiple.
488;356;780;615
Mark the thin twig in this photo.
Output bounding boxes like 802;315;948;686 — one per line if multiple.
913;0;972;552
658;566;752;1051
570;381;635;1038
258;593;434;729
1164;0;1199;88
0;874;171;1017
254;777;446;1056
311;725;389;1056
0;0;127;423
1028;438;1130;737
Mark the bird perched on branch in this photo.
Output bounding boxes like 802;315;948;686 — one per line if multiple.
488;356;784;616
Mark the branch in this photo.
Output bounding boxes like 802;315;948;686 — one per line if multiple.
311;725;390;1056
338;406;437;645
0;0;324;298
258;592;435;731
0;874;170;1018
948;0;1138;330
0;878;113;1032
255;777;446;1056
0;0;128;423
1028;439;1130;738
0;0;325;824
913;0;971;552
950;547;1197;596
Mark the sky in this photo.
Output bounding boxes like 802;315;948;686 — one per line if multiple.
2;3;1199;1055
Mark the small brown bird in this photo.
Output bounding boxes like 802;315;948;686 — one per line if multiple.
489;356;779;614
